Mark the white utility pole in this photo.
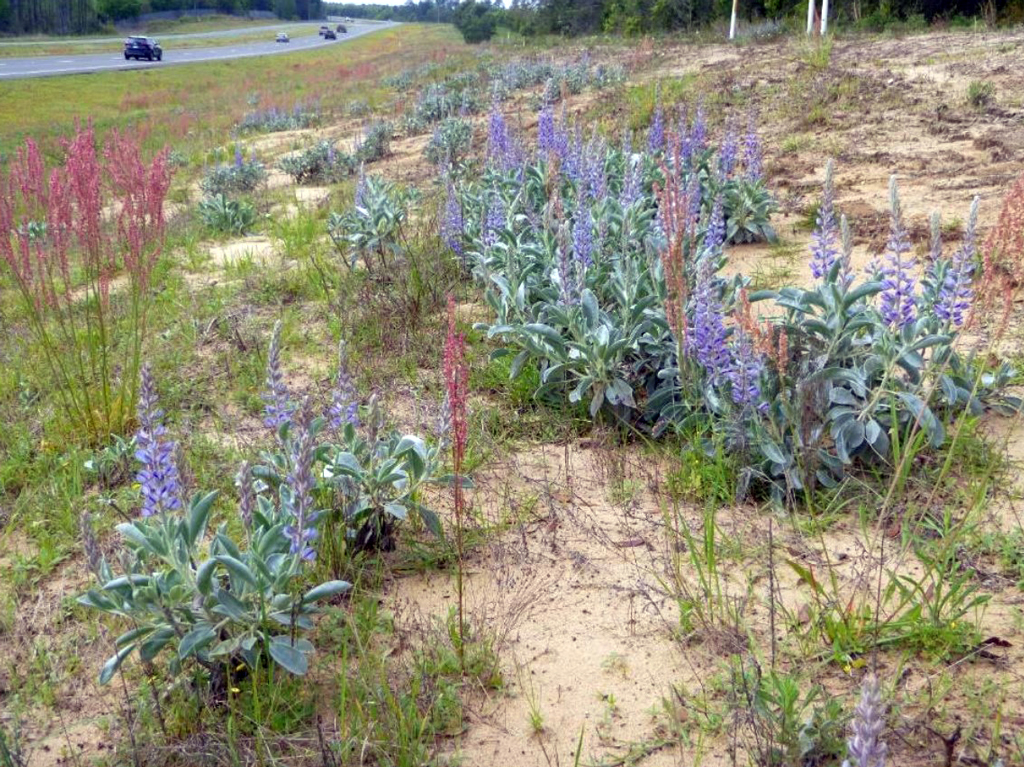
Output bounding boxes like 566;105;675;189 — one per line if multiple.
806;0;815;34
729;0;738;39
820;0;830;34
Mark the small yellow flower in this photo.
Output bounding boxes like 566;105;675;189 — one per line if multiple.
231;687;241;694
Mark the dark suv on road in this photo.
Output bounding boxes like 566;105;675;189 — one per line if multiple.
124;36;162;61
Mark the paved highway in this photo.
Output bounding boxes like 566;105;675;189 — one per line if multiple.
0;22;394;80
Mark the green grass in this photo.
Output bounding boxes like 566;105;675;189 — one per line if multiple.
0;25;321;58
0;24;468;163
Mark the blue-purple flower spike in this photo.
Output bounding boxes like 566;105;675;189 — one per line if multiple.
483;190;505;248
934;196;978;328
234;146;243;169
329;339;360;428
487;100;512;171
284;401;318;562
263;320;295;430
135;363;182;518
573;204;594;268
689;256;731;384
648;85;665;153
704;192;726;252
726;330;765;411
743;110;763;183
538;102;557;157
879;176;917;330
442;179;464;257
841;675;888;767
810;160;840;280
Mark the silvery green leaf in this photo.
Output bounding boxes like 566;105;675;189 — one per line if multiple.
269;637;309;676
99;644;136;685
384;503;409;521
178;624;216;659
302;580;352;605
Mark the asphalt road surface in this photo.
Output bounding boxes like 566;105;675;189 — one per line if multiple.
0;22;395;80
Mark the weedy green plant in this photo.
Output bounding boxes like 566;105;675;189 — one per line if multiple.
732;665;849;767
198;194;257;235
0;125;171;442
78;368;351;686
966;80;995;108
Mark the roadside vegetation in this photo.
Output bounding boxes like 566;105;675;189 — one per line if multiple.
2;15;1024;767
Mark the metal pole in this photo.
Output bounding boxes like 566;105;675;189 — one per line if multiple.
729;0;738;39
806;0;815;34
820;0;829;34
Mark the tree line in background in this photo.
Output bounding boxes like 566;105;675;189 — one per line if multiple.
328;0;1024;38
0;0;324;34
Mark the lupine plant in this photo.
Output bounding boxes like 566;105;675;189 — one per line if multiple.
78;365;351;684
327;174;418;275
200;150;267;196
0;125;172;441
447;100;1018;504
251;324;454;553
425;117;474;168
280;141;356;184
235;101;321;134
198;193;257;235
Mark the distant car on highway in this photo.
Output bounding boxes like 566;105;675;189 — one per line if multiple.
324;29;337;39
276;32;290;42
124;36;162;61
319;25;330;36
336;24;347;33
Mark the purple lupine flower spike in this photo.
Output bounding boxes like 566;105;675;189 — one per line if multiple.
810;160;840;280
726;329;765;410
234;146;244;169
441;179;464;258
842;675;888;767
743;109;763;183
484;190;505;248
487;99;510;170
283;401;318;562
879;176;917;330
538;102;556;157
329;339;360;428
263;320;295;430
689;255;731;383
691;100;707;154
648;84;665;153
135;363;182;518
557;222;578;305
704;192;726;252
573;204;594;268
934;196;978;328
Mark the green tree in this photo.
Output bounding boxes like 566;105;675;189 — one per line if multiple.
97;0;142;20
453;0;497;42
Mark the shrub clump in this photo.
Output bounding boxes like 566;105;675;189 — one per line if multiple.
200;148;267;197
280;141;356;185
